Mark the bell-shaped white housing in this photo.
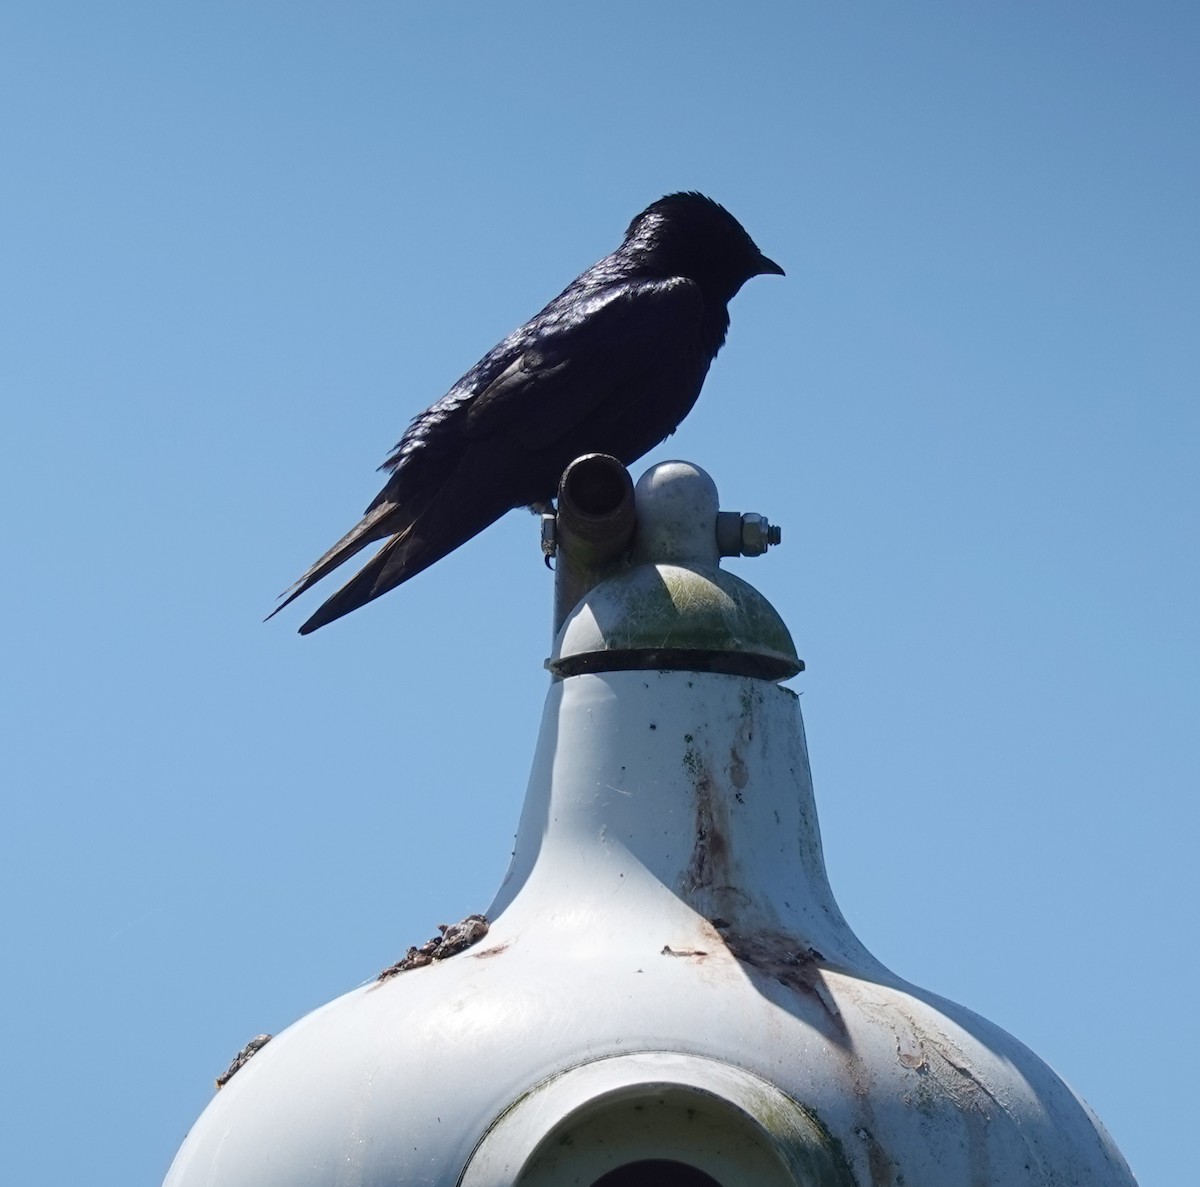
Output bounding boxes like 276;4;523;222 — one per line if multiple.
163;462;1136;1187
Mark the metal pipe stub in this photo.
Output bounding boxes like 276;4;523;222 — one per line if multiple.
551;454;637;636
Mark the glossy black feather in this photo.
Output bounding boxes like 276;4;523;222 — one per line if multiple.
269;192;782;633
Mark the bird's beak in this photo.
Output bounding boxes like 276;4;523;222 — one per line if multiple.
756;254;785;277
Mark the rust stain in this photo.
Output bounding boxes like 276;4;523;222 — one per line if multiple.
728;743;748;790
471;941;511;960
717;922;846;1032
854;1125;898;1187
685;757;730;893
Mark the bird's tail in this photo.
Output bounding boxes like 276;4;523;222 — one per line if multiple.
293;482;510;634
293;533;416;635
264;500;404;623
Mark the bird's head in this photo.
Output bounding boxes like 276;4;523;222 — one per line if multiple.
624;192;784;300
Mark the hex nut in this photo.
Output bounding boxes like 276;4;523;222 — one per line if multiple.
741;513;774;556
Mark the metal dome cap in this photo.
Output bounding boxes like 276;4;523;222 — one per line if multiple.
549;461;802;681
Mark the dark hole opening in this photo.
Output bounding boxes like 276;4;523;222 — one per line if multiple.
562;455;630;518
589;1159;724;1187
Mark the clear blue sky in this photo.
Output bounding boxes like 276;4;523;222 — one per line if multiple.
2;4;1195;1183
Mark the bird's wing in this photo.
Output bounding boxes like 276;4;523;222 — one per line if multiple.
274;278;707;633
463;276;704;451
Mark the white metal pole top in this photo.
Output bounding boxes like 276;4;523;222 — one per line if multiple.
163;458;1137;1187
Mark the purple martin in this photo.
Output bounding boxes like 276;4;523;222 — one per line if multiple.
270;192;783;633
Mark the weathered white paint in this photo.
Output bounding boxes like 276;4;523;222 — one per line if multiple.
163;462;1137;1186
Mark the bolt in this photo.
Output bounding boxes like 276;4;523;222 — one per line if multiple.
717;510;782;557
740;512;781;556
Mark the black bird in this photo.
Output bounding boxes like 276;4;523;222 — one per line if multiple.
270;192;783;634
